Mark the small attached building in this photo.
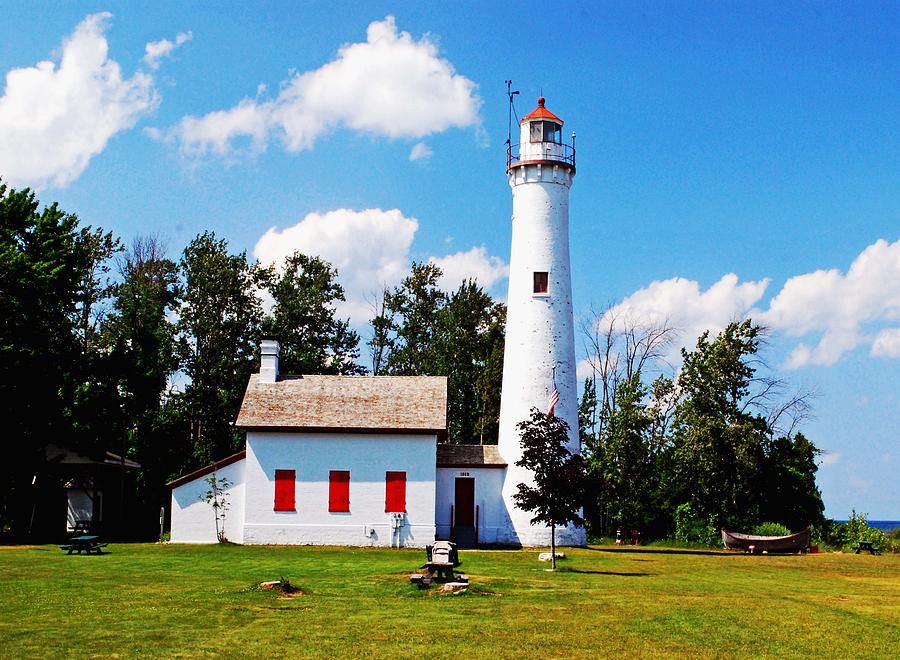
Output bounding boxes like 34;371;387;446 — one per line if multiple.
169;355;448;547
435;445;507;546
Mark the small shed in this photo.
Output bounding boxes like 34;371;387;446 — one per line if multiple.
435;444;507;547
30;444;140;540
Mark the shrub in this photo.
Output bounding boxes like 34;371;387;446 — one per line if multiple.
828;510;894;552
674;503;720;547
753;522;791;537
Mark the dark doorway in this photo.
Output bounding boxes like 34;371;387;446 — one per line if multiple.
454;478;476;548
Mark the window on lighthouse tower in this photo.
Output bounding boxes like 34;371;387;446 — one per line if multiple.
533;271;549;294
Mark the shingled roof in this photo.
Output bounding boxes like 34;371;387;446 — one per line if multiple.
436;444;507;469
236;374;447;438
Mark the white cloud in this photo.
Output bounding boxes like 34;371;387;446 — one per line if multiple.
603;238;900;370
174;16;480;158
409;142;433;161
143;31;192;69
871;327;900;358
0;12;159;188
761;238;900;367
819;451;840;466
254;208;418;324
429;246;509;292
254;208;508;324
601;273;770;360
177;98;271;158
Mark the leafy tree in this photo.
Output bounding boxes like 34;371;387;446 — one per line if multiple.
513;408;586;568
64;227;123;457
202;473;232;543
72;227;122;355
592;375;658;532
580;306;676;447
436;280;506;444
178;232;268;466
262;251;362;375
371;262;505;444
377;262;445;375
0;183;117;534
580;315;822;541
103;237;183;527
670;321;779;531
758;432;825;532
367;287;392;375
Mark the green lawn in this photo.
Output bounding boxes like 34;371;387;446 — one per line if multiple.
0;543;897;658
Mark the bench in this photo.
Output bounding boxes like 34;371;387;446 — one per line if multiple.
60;535;107;555
854;541;878;555
71;520;93;534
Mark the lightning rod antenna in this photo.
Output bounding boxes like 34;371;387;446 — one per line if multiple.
505;80;520;165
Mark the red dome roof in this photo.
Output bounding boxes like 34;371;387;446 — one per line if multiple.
521;97;563;124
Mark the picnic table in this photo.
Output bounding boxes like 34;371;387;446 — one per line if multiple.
421;541;462;582
60;535;107;555
855;540;878;555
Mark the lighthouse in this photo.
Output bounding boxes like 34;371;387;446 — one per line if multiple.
497;97;585;547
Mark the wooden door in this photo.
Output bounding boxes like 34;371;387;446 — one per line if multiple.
454;477;476;548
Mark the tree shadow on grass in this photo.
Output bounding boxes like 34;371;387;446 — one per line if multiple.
584;546;726;557
564;568;654;577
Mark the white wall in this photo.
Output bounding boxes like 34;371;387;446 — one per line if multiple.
242;431;436;547
170;459;246;544
435;467;506;544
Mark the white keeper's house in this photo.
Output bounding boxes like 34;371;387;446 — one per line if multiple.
169;95;584;548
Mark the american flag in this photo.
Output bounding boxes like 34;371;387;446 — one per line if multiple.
547;388;560;416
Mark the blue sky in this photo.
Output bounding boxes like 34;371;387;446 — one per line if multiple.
1;2;898;518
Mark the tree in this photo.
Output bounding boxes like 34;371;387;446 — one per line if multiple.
0;183;119;535
103;237;183;529
371;262;506;444
64;227;123;459
375;262;445;375
669;320;822;532
436;280;506;444
758;432;825;531
367;288;392;375
579;305;676;450
201;473;232;543
578;309;675;537
592;375;657;532
72;227;122;356
513;408;586;569
178;232;268;466
262;251;362;375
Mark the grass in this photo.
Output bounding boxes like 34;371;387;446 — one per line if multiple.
1;543;898;658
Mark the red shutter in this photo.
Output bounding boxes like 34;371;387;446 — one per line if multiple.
274;469;295;511
328;470;350;512
385;471;406;512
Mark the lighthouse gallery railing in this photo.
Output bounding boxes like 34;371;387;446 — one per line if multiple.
507;142;576;170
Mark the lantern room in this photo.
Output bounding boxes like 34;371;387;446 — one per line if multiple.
507;97;575;172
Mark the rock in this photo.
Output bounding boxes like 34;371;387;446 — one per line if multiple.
538;552;566;562
441;582;469;593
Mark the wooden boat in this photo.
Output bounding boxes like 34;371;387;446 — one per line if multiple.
721;527;811;553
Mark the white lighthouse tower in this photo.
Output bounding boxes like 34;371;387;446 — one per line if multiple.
497;96;585;547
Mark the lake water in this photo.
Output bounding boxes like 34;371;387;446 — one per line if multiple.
835;520;900;532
